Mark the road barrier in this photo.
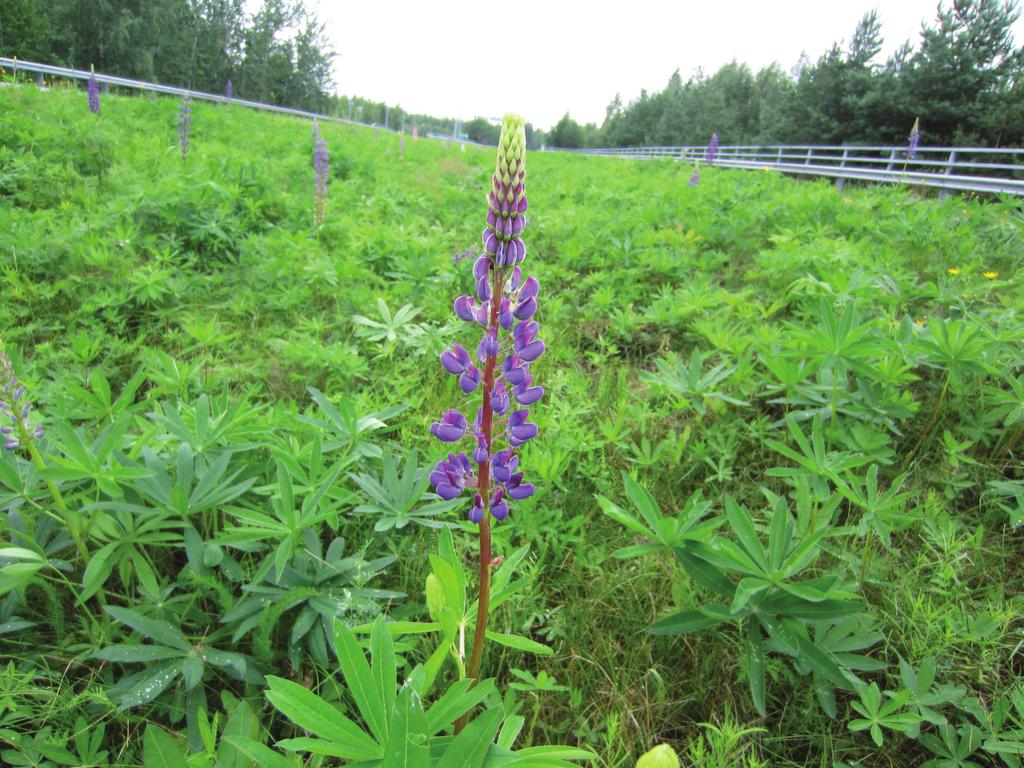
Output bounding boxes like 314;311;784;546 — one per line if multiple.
4;57;1022;195
554;144;1024;196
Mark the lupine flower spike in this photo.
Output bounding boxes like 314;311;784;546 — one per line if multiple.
0;343;43;451
430;115;540;697
313;135;329;228
908;117;920;161
177;96;193;159
311;118;320;143
689;161;700;187
705;132;719;165
87;66;100;114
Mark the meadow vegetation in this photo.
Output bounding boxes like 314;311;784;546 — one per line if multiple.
1;82;1023;767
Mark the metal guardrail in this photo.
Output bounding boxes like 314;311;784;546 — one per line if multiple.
0;56;406;134
554;144;1024;196
4;57;1023;195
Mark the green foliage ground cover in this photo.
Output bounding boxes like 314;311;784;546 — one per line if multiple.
1;82;1024;767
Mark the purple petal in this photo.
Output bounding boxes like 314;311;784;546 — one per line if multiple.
520;276;540;301
515;385;544;405
517;339;545;362
454;295;476;322
508;482;535;500
510;423;538;442
436;483;462;500
476;275;491;302
514;297;537;320
440;349;466;375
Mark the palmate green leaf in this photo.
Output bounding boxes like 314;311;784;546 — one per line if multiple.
514;745;600;760
650;605;730;635
264;675;380;760
438;706;503;767
622;472;663;531
222;737;297;768
382;685;429;768
497;715;526;749
731;577;771;613
761;592;861;621
723;497;769;572
673;545;735;597
105;606;191;651
218;700;261;768
114;663;182;710
371;616;398;718
143;725;189;768
332;619;389;744
485;631;552;656
596;494;654;540
747;617;767;716
794;633;853;690
424;678;497;735
93;645;185;663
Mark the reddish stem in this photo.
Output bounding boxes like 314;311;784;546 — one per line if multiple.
455;265;505;733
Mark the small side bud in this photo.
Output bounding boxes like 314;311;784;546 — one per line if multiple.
425;573;447;622
636;745;680;768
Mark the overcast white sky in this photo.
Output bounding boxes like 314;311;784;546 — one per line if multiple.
313;0;1024;130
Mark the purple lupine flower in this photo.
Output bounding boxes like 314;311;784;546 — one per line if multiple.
177;96;192;160
87;66;100;114
312;118;320;143
0;344;43;451
225;79;233;100
705;133;719;165
313;136;329;228
908;117;920;161
430;115;540;524
689;162;700;187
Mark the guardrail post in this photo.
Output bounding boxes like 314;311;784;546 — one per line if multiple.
939;150;957;198
886;148;897;171
805;148;813;166
836;148;849;190
776;147;783;165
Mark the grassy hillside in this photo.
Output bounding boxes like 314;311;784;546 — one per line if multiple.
1;82;1024;767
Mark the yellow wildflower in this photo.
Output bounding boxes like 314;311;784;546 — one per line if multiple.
947;267;961;276
983;271;998;279
914;318;927;327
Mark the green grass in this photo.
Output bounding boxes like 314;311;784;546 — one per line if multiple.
1;81;1023;767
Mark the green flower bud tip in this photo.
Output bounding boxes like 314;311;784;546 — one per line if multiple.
425;573;446;622
636;744;680;768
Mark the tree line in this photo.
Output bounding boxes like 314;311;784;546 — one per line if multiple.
0;0;334;112
546;0;1024;149
3;0;1021;149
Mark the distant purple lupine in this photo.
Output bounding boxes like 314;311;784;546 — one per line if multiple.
907;117;920;161
705;133;719;165
689;162;700;187
313;136;329;228
87;67;100;114
0;344;43;451
177;96;193;159
225;79;233;100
